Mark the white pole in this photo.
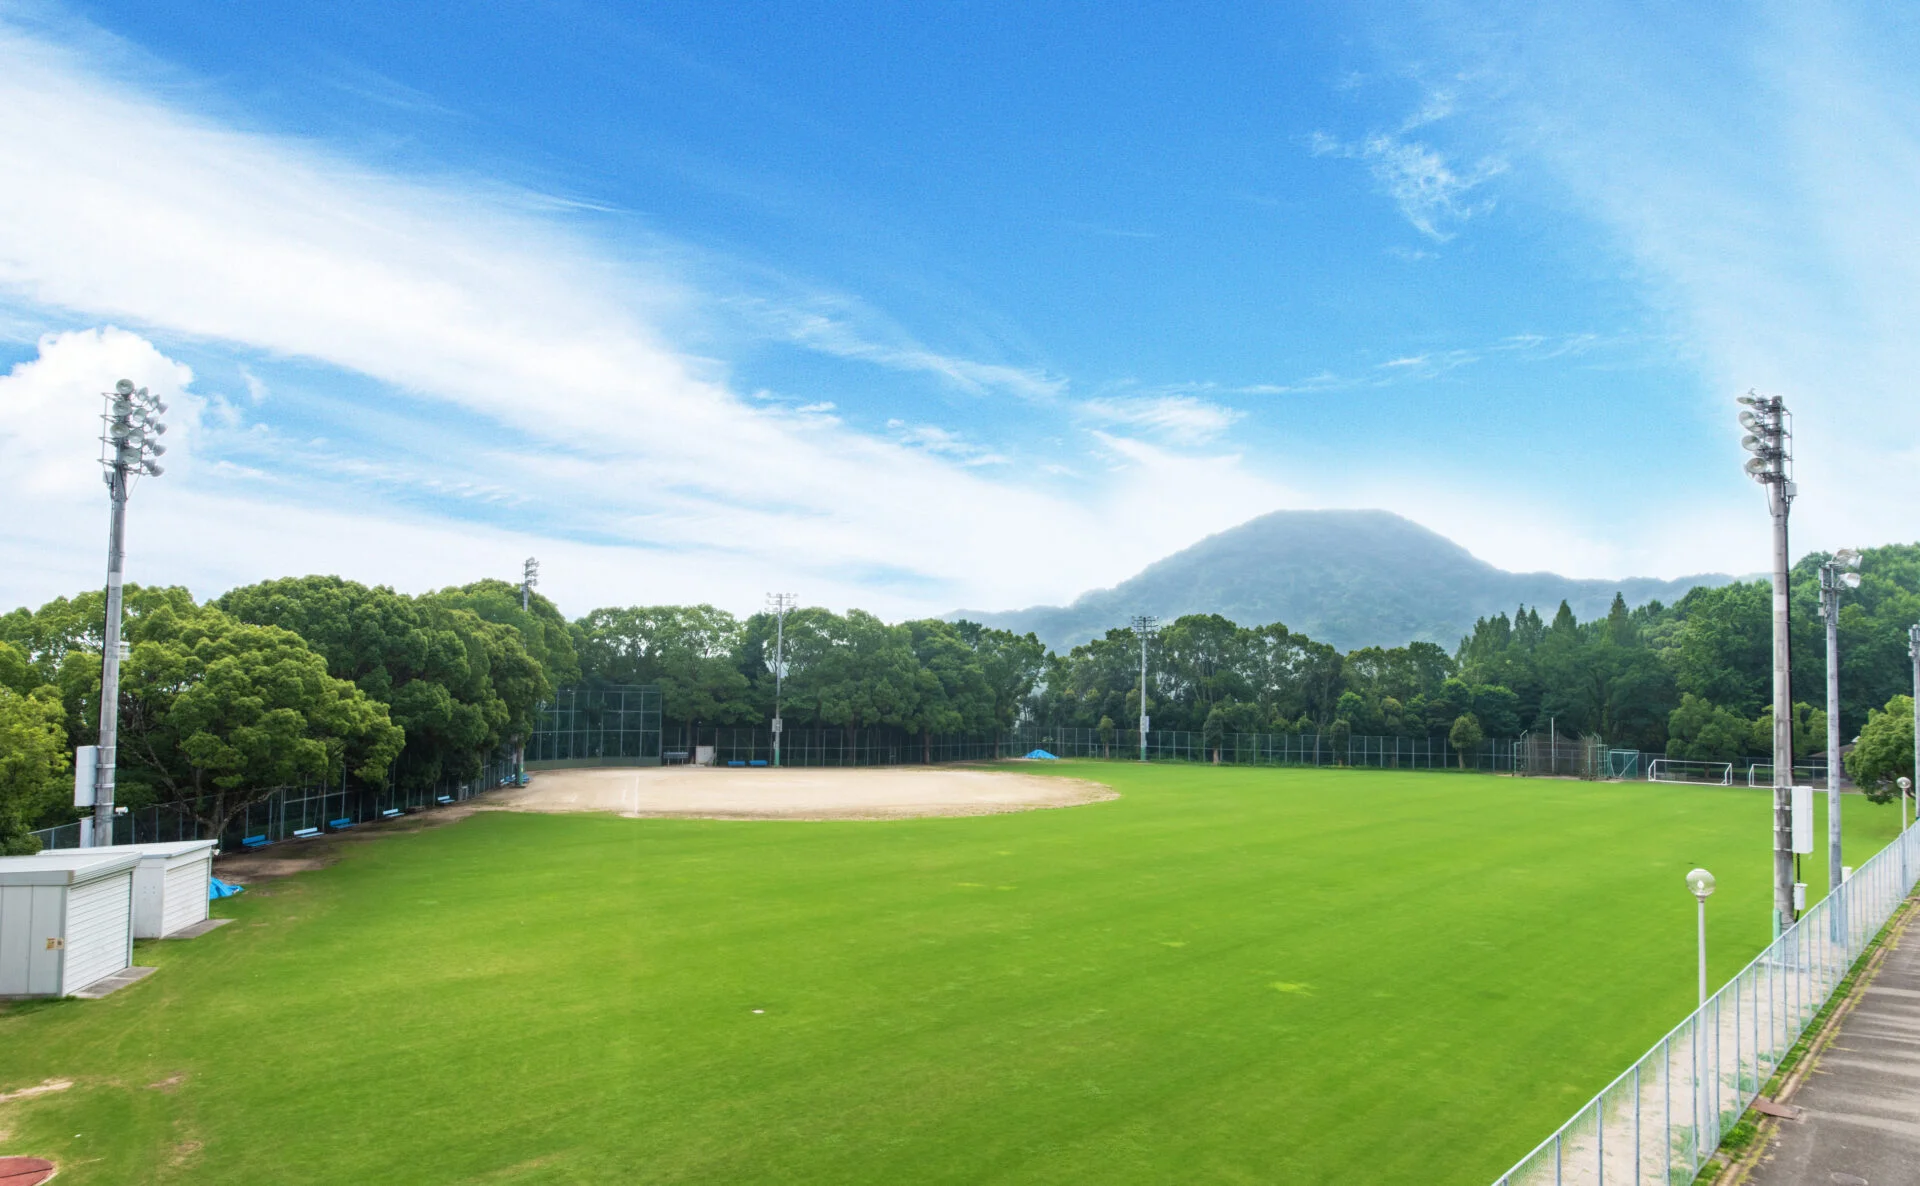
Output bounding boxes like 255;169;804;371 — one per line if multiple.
1697;895;1708;1006
1823;564;1843;894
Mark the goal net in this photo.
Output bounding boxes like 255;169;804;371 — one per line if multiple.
1604;749;1642;779
1647;759;1733;786
1746;763;1826;787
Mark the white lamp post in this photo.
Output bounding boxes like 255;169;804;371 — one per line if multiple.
1738;392;1797;935
1686;868;1716;1005
1817;551;1861;895
1900;776;1912;837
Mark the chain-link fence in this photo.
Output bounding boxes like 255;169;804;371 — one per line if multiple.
1491;820;1920;1186
663;723;1523;772
28;755;516;853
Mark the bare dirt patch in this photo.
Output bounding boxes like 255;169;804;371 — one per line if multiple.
483;765;1116;821
0;1081;71;1105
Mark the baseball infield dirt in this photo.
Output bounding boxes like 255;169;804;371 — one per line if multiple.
483;764;1116;821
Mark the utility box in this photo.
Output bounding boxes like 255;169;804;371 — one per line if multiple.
1791;786;1814;854
107;841;218;938
0;852;139;997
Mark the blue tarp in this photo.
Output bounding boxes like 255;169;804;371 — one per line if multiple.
1024;749;1059;760
209;876;245;900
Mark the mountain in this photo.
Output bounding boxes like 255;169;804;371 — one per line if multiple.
953;509;1736;654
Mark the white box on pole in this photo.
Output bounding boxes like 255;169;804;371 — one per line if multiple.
73;745;98;807
1791;785;1814;853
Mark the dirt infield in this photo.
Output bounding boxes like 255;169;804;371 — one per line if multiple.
484;765;1115;821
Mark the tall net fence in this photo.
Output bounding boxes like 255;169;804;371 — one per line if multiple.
29;755;515;853
529;685;663;764
662;723;1524;772
1491;820;1920;1186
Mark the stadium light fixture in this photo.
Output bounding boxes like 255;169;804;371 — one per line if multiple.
520;557;540;612
1686;868;1715;1005
1737;391;1796;934
89;378;167;845
767;593;798;767
1129;615;1158;762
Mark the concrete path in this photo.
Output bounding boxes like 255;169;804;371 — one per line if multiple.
1746;905;1920;1186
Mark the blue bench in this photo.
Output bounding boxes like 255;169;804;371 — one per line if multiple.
241;835;269;849
726;760;747;768
749;760;768;767
293;827;321;840
329;817;353;830
436;795;454;805
380;808;402;819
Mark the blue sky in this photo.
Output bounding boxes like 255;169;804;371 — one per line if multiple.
1;1;1915;621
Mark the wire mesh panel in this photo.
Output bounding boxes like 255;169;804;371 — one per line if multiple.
529;685;663;764
1491;821;1920;1185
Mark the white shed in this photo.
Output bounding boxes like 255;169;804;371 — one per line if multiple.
105;841;219;938
0;852;139;998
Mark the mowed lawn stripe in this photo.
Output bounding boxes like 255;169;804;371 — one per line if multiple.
0;763;1903;1184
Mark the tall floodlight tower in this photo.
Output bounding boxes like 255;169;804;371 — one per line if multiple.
520;557;539;612
1818;550;1861;895
1738;392;1796;932
1130;615;1158;762
767;593;797;766
91;379;167;846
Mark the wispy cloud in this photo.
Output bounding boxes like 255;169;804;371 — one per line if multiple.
885;419;1008;466
1311;126;1507;241
751;300;1067;402
1079;395;1243;445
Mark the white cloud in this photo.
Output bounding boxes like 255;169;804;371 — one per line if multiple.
1079;395;1243;445
0;20;1281;619
1311;108;1508;242
1411;0;1920;560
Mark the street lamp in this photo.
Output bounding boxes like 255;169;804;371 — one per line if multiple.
1738;392;1797;934
1687;868;1716;1005
1818;549;1862;895
1129;615;1158;762
1900;776;1912;837
766;593;797;767
89;379;167;846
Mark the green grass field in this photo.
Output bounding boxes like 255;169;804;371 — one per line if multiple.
0;763;1906;1184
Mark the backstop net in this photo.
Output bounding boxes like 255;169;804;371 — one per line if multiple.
528;685;663;767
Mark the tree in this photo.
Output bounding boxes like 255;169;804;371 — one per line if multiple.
0;685;68;853
217;577;532;790
1845;695;1914;804
1448;713;1484;768
1665;694;1753;763
115;602;405;838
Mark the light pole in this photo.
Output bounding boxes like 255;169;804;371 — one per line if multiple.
767;593;797;767
1130;615;1158;762
1818;550;1861;896
1738;392;1797;934
1908;622;1919;829
91;379;167;846
1900;776;1912;837
520;557;539;612
1687;867;1716;1005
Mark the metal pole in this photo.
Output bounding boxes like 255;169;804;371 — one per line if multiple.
1822;564;1843;895
89;380;166;845
1737;393;1797;935
93;466;128;845
1131;615;1156;761
1697;895;1708;1006
1908;624;1919;835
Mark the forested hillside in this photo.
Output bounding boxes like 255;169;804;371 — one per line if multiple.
3;544;1917;850
956;509;1736;652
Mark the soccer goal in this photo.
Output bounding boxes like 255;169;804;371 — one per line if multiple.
1746;763;1826;787
1647;759;1733;786
1604;749;1642;779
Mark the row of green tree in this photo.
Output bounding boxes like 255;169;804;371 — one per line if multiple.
4;544;1917;850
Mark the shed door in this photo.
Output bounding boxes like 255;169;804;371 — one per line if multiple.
0;885;66;996
63;871;133;994
161;857;210;936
